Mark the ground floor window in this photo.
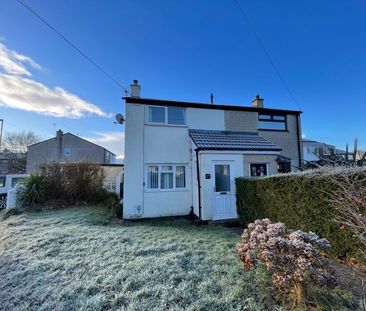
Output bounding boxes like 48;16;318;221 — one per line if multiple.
250;163;267;177
146;164;186;190
277;156;292;173
278;161;291;173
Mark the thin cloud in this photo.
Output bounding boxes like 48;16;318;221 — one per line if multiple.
0;43;41;76
0;43;108;118
85;131;125;160
0;74;107;118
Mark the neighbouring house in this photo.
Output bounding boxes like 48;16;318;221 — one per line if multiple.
0;152;26;174
302;139;359;164
123;80;303;221
27;130;116;173
302;139;335;163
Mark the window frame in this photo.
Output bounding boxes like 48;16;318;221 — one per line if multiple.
146;106;187;126
258;113;287;131
145;164;188;192
64;147;71;157
277;161;291;174
249;163;268;177
11;177;24;188
0;176;6;188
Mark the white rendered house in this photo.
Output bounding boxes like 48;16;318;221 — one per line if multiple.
123;81;303;220
302;139;335;162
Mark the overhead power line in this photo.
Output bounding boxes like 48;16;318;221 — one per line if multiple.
233;0;301;110
16;0;129;95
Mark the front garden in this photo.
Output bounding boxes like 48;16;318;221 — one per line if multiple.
1;206;364;310
1;164;365;310
0;206;278;310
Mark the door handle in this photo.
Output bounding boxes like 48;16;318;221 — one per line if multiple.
220;192;227;195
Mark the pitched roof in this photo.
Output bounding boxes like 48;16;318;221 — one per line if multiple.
124;97;302;115
28;132;115;156
302;139;335;148
189;129;282;151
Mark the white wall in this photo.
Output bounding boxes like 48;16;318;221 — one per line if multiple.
303;142;320;162
187;108;224;130
143;124;192;217
124;103;227;219
123;104;145;219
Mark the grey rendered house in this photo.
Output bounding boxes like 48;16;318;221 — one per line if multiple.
27;130;115;173
123;81;303;220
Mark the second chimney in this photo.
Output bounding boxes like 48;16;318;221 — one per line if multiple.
252;94;264;108
130;80;141;98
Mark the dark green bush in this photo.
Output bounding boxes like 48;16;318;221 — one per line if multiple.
40;162;105;203
111;202;123;219
235;169;365;263
90;188;119;206
18;163;107;208
17;174;45;207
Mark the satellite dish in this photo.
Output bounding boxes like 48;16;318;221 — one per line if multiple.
115;113;125;124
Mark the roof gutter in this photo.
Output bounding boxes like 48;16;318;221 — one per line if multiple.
124;96;302;116
194;147;282;152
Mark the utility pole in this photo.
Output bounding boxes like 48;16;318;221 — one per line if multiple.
0;119;3;152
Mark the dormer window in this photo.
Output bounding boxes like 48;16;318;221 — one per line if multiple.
258;114;287;131
148;106;186;125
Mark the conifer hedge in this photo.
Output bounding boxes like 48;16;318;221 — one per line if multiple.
235;169;365;262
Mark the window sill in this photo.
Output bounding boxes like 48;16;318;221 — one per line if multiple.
258;129;289;132
145;123;188;128
144;188;189;193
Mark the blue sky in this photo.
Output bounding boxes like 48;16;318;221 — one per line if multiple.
0;0;365;158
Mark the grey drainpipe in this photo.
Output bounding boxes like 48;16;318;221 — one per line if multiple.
195;149;202;219
296;114;302;168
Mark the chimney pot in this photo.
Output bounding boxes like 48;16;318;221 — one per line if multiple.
252;94;264;108
130;80;141;98
56;129;63;138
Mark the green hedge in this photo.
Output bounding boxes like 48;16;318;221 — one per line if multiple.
235;170;365;262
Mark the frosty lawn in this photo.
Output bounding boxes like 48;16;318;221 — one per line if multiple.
0;206;276;311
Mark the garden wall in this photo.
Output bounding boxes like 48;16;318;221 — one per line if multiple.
235;168;365;262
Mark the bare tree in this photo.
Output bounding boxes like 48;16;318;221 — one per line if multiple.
1;131;40;173
3;130;40;154
328;171;366;258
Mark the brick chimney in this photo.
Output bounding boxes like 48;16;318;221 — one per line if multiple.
252;94;264;108
130;80;141;98
56;129;63;161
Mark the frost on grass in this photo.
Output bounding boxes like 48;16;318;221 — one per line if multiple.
0;207;275;310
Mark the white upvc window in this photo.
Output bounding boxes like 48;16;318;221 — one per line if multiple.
64;147;71;157
147;106;186;125
146;164;187;191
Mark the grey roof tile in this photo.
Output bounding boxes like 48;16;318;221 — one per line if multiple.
189;129;281;151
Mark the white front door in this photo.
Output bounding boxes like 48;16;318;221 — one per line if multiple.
213;163;235;220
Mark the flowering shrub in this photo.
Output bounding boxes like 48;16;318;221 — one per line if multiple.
235;168;366;263
236;219;336;305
